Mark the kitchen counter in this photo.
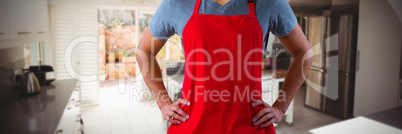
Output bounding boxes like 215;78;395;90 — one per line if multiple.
165;74;185;101
0;79;77;134
308;106;402;134
262;69;287;79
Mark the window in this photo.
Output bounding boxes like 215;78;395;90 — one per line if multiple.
98;9;184;80
98;9;137;80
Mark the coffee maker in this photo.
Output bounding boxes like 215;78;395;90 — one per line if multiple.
29;65;55;86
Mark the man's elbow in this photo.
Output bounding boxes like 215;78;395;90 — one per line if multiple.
293;46;313;66
301;48;313;68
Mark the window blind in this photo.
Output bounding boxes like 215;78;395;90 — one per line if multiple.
51;6;99;106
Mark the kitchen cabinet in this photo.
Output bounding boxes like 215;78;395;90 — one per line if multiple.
32;0;49;37
354;0;401;116
6;0;48;40
0;0;9;40
55;84;83;134
8;0;35;39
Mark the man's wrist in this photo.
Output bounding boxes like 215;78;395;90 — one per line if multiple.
272;104;286;115
272;95;289;115
158;100;172;109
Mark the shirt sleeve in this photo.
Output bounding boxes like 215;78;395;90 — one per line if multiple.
269;0;297;38
148;0;176;41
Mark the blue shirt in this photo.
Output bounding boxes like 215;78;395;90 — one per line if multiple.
149;0;297;49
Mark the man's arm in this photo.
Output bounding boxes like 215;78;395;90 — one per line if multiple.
274;23;313;114
252;23;313;127
136;28;190;125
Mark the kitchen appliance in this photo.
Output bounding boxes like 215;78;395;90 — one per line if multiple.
20;71;41;95
304;6;358;119
29;65;55;86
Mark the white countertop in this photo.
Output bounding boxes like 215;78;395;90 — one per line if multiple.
309;116;402;134
309;106;402;134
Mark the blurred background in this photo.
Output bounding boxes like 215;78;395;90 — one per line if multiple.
0;0;401;134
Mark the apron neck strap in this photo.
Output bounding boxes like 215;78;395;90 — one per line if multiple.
248;0;255;17
194;0;202;15
193;0;256;17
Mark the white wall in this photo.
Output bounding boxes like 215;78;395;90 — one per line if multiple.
354;0;402;116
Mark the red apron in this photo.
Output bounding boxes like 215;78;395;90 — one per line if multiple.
168;0;275;133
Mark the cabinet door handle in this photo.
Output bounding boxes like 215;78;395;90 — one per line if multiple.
55;129;63;134
75;100;80;107
67;99;75;110
76;115;81;122
38;31;46;34
18;32;32;35
80;117;84;134
0;32;4;35
80;117;84;125
356;50;360;72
